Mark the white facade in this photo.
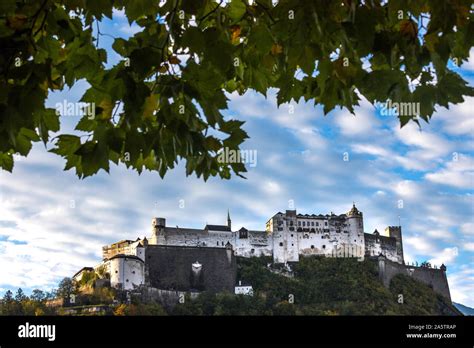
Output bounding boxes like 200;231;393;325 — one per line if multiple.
100;204;404;267
267;205;365;263
108;255;145;290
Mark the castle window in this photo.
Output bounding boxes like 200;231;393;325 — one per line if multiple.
303;221;306;226
311;245;314;249
115;270;118;273
289;221;293;226
325;221;328;226
311;222;314;226
217;241;219;246
291;243;294;246
322;245;326;249
251;249;255;254
132;271;135;274
298;221;301;226
126;279;129;282
291;234;293;237
279;242;283;247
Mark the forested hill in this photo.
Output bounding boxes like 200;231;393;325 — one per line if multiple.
168;256;462;315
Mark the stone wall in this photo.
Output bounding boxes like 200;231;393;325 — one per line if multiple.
145;245;237;293
365;234;399;263
144;288;200;309
377;256;451;302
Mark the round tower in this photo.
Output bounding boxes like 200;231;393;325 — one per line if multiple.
150;217;166;245
346;203;364;258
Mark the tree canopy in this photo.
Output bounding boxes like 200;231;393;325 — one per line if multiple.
1;0;473;178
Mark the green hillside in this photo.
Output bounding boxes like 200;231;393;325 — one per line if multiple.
172;256;460;315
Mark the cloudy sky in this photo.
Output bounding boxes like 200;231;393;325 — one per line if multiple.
0;11;473;307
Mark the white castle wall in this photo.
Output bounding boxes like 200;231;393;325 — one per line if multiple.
108;256;145;290
101;205;404;268
233;231;273;258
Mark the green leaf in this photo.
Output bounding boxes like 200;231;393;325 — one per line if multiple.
0;153;14;172
35;108;60;143
124;0;159;22
227;0;246;21
15;128;40;156
85;0;113;19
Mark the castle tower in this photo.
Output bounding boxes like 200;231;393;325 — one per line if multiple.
385;226;404;264
346;203;365;258
150;217;166;245
227;209;232;230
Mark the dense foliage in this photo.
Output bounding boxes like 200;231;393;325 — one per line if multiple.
1;0;473;178
167;256;459;315
0;288;56;315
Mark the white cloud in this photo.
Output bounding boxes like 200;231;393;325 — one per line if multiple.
429;247;459;266
334;101;379;136
425;154;474;189
392;180;422;199
460;222;474;236
395;123;452;159
438;97;474;136
426;229;454;241
448;265;474;307
463;242;474;252
404;235;437;254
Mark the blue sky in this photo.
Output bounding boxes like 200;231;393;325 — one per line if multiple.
0;9;473;307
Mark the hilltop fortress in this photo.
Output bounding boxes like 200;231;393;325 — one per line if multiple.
103;204;404;264
74;204;451;303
